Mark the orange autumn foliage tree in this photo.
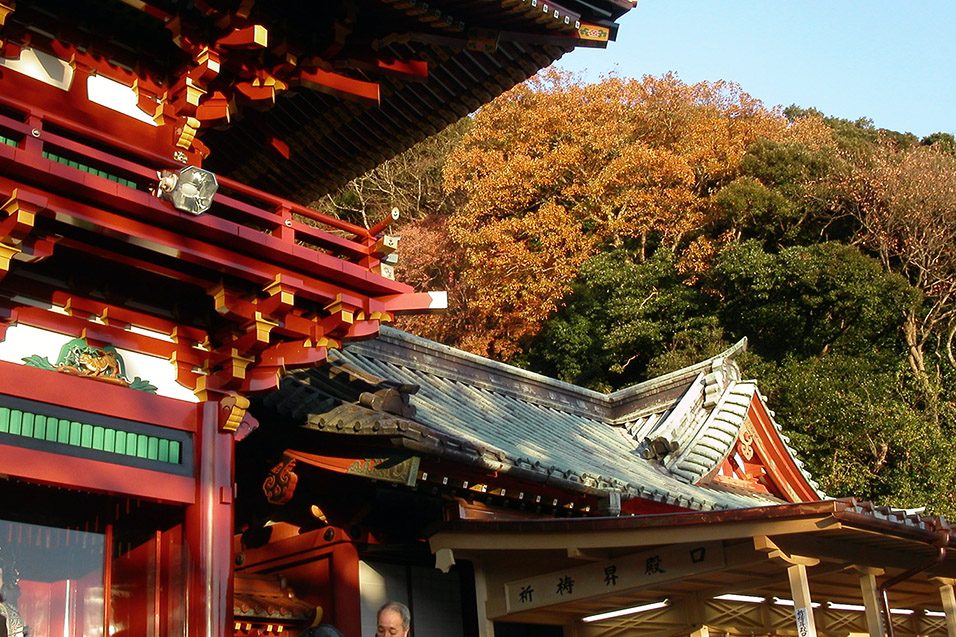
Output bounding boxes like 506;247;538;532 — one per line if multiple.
404;70;829;359
390;215;474;345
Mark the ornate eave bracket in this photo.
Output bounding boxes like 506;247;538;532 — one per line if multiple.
0;2;14;28
150;12;427;160
0;189;55;282
202;275;444;396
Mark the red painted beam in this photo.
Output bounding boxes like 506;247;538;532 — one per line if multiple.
51;292;207;343
0;135;404;296
0;443;196;503
745;398;821;503
269;137;291;159
217;25;269;49
376;57;428;79
8;304;206;367
213;192;370;261
214;175;371;239
293;67;380;106
0;358;197;430
47;37;167;96
0;65;182;165
0;101;371;247
337;57;429;82
379;291;448;314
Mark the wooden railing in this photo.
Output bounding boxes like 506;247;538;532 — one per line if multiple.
0;94;398;274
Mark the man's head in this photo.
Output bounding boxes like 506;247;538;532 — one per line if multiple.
376;601;411;637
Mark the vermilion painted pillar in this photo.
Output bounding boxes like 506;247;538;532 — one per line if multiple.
185;400;235;637
331;541;362;637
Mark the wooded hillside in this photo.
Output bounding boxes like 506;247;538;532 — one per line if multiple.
314;71;956;516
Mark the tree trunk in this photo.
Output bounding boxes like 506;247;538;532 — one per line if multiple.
904;311;940;424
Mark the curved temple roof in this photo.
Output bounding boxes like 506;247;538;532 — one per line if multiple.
1;0;636;203
259;327;823;513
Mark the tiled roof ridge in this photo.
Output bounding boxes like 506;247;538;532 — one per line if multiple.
635;372;707;462
605;338;748;422
667;381;757;483
302;394;638;500
296;377;760;513
372;326;612;402
262;331;804;513
650;379;823;499
367;327;748;421
837;498;952;535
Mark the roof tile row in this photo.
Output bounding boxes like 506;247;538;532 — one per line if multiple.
259;327;822;511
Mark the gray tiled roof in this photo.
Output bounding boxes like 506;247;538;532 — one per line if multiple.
262;327;822;512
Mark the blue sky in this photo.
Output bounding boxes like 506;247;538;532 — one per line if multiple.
555;0;955;139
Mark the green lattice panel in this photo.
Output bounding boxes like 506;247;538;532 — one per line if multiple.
0;134;16;147
0;406;181;464
41;150;138;189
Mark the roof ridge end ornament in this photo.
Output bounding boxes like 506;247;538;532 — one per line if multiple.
703;356;743;407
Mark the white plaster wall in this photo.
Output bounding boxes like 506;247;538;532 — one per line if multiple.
0;46;74;90
0;323;198;403
0;46;156;125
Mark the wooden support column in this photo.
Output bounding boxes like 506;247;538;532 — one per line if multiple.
185;400;235;637
788;563;818;637
756;537;820;637
563;622;582;637
675;594;707;637
473;561;497;637
855;566;886;637
932;577;956;637
689;626;710;637
330;541;362;637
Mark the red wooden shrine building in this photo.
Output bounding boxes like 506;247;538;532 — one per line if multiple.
4;2;956;637
0;1;635;636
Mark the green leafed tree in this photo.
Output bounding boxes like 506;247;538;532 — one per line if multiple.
428;70;830;358
705;241;916;361
744;353;956;510
516;248;726;391
334;71;956;515
711;137;849;247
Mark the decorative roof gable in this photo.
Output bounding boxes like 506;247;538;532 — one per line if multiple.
256;327;823;512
